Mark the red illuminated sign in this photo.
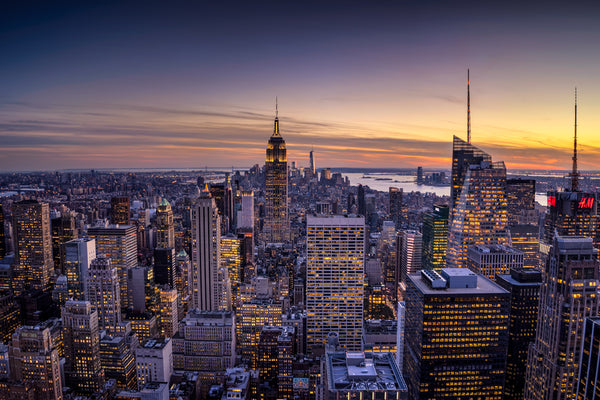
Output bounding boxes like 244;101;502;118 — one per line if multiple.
578;197;594;209
548;196;556;207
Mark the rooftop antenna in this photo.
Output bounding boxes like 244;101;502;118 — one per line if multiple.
467;69;471;144
570;87;579;191
276;96;278;119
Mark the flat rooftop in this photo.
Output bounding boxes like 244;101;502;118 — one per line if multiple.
409;270;509;296
326;352;407;393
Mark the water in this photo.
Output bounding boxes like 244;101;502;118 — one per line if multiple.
344;173;450;197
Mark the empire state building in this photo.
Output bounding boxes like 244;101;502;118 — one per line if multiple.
264;106;289;243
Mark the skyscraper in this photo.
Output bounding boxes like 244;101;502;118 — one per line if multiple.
88;222;137;309
12;200;54;294
156;198;175;249
190;189;222;310
86;254;121;331
0;204;5;260
576;317;600;399
237;190;254;232
421;204;449;270
466;244;524;281
398;230;422;284
9;325;63;400
309;149;316;176
543;91;599;248
450;135;492;216
50;210;77;274
506;179;536;226
404;268;510;400
264;104;289;243
496;268;542;400
306;215;365;353
447;141;509;268
62;300;105;394
524;236;600;400
64;238;96;300
110;196;130;225
389;187;403;228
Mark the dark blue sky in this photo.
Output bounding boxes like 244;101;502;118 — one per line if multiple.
2;1;600;170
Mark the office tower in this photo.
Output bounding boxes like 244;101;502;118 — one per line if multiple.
450;135;492;215
496;268;542;400
153;247;175;288
136;338;173;390
50;210;77;274
237;190;254;232
357;184;366;217
221;233;243;301
506;179;536;225
238;297;283;367
191;189;224;311
210;179;234;234
62;300;105;394
51;275;68;307
158;287;178;338
417;166;424;184
389;187;403;229
156;198;175;249
126;312;159;342
306;215;365;353
511;224;541;268
421;205;449;270
0;292;19;343
175;250;191;308
398;230;422;284
321;352;408;400
9;325;63;400
321;168;331;182
524;236;600;400
99;325;138;390
12;200;54;294
257;326;295;398
127;266;153;314
86;254;121;331
447;141;509;268
404;268;510;400
264;106;289;243
467;244;524;281
577;317;600;399
309;149;316;175
0;204;5;260
111;196;130;225
64;238;96;300
544;93;599;248
88;222;137;309
172;310;235;390
544;191;598;246
397;302;405;370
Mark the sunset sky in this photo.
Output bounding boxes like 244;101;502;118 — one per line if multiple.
2;1;600;172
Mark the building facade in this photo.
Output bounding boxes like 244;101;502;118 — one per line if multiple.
306;215;365;353
264;112;289;243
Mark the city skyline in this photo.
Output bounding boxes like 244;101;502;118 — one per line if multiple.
2;2;600;171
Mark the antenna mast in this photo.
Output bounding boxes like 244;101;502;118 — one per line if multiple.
571;88;579;191
467;69;471;144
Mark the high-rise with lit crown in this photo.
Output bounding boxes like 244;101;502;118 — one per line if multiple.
524;235;600;400
306;215;364;353
156;198;175;249
264;103;289;243
12;200;54;294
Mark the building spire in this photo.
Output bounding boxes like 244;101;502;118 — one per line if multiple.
467;69;471;144
273;97;280;136
570;87;579;192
